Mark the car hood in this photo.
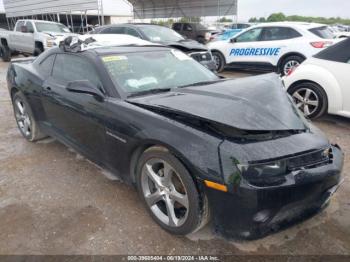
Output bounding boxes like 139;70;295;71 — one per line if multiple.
158;39;208;52
128;73;307;131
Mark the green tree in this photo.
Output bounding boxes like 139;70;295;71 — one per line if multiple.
218;17;233;23
249;17;258;23
267;12;286;22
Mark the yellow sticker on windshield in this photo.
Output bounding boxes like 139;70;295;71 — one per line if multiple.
102;56;128;62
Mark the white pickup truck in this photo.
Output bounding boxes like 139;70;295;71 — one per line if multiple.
0;19;76;62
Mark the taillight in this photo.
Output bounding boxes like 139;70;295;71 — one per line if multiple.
310;41;333;48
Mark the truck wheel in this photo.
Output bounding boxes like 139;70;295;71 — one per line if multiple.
0;45;11;62
34;47;44;56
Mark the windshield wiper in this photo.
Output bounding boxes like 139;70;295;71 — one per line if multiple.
177;79;225;89
128;88;171;98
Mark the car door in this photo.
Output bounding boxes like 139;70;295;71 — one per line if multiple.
225;27;263;64
22;21;35;53
9;21;25;51
41;53;107;161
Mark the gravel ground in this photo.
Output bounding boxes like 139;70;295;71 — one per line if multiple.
0;60;349;255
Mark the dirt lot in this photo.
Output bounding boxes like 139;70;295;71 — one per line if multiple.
0;60;349;255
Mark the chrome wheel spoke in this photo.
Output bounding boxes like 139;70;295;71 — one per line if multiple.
169;190;188;208
305;89;312;100
306;100;319;107
16;101;25;115
293;92;304;102
304;105;311;115
164;196;179;227
145;164;163;188
162;162;173;186
145;190;162;207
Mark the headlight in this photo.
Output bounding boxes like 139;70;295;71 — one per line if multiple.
205;32;211;41
46;37;57;48
238;160;287;187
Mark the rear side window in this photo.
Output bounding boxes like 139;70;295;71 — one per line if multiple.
26;22;34;33
102;27;125;34
314;38;350;63
39;54;55;77
309;26;334;39
52;54;101;86
261;27;302;41
173;23;182;31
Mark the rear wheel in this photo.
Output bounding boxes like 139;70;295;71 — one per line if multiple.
288;82;328;119
212;51;226;73
136;147;204;235
12;92;46;141
279;55;304;76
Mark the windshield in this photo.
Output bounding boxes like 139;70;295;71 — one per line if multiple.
139;25;184;42
309;26;334;39
101;50;218;95
35;22;71;33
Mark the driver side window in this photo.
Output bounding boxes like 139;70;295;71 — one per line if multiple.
235;28;263;43
52;54;102;88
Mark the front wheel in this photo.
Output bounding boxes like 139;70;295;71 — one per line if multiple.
136;147;205;235
279;55;304;76
288;82;328;119
212;51;226;73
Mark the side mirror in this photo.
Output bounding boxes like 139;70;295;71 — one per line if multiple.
66;80;105;101
230;38;237;43
21;25;28;33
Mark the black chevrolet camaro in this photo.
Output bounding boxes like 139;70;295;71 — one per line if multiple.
7;38;344;239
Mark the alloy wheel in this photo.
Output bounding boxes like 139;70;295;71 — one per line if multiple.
141;158;189;227
213;54;221;70
292;88;320;117
283;60;300;75
14;98;32;137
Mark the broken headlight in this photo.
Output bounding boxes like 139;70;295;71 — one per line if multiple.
238;160;287;187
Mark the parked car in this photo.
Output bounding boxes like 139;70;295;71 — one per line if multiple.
7;35;344;239
328;26;350;38
172;22;215;44
89;23;216;71
227;23;252;30
211;29;242;42
207;22;338;75
0;19;76;61
284;37;350;119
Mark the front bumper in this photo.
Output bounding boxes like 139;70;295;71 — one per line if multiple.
204;145;344;239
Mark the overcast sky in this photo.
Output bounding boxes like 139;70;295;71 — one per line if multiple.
238;0;349;21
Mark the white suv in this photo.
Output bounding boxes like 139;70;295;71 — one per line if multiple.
208;22;337;75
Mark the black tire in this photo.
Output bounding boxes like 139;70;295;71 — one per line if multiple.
34;45;44;56
136;147;204;235
12;92;47;142
196;36;205;44
288;82;328;119
279;55;305;76
212;51;226;73
0;45;11;62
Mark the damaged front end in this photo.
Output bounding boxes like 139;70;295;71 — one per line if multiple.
128;73;344;239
